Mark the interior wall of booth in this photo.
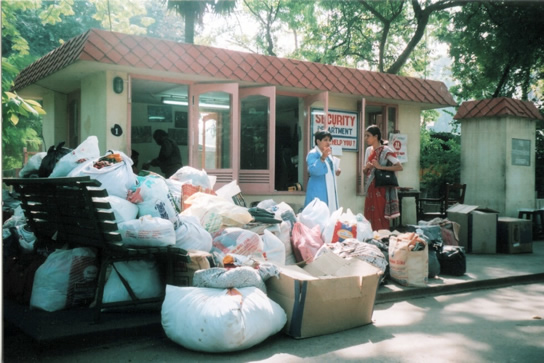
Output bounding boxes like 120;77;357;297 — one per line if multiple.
80;71;128;156
130;102;190;175
461;115;536;216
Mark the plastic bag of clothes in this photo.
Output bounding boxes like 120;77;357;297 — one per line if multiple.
19;152;47;178
291;221;324;263
388;232;428;287
174;215;213;252
128;175;180;225
102;259;163;303
69;150;136;198
182;193;253;229
30;247;98;312
326;238;388;276
161;285;286;352
322;207;358;244
50;136;100;177
118;216;176;247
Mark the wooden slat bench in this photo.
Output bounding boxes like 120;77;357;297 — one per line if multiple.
4;176;191;322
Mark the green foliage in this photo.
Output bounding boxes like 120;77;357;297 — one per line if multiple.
2;90;45;170
437;1;544;103
419;126;461;198
536;116;544;198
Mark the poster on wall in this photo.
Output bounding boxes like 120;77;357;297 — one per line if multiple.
311;108;358;151
132;126;152;143
175;111;188;128
389;133;407;163
168;128;187;145
147;105;172;122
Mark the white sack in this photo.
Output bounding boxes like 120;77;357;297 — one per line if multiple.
19;152;47;177
211;227;264;258
118;216;175;247
50;136;100;177
161;286;287;352
102;260;163;303
356;213;374;241
107;195;138;223
129;175;180;225
170;166;214;189
389;233;428;287
261;229;286;265
165;178;183;210
31;248;98;312
298;198;330;231
174;215;212;252
214;180;241;201
182;193;253;229
69;151;136;198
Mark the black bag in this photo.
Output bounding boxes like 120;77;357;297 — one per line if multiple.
374;169;399;187
437;245;466;276
38;141;72;177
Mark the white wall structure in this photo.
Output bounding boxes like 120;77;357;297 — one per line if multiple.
455;98;543;217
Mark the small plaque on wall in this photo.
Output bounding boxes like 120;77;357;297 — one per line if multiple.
512;138;530;166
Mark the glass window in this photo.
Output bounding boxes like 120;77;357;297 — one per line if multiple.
196;92;231;169
275;95;302;191
240;95;269;170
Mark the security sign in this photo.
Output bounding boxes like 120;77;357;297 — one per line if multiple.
389;133;407;163
311;108;358;151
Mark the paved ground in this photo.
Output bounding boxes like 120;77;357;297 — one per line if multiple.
3;283;543;362
3;241;544;362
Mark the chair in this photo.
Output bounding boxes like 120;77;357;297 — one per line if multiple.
417;183;466;221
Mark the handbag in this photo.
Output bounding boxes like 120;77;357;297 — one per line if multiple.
374;168;399;187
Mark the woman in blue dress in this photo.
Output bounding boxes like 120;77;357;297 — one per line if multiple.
304;130;341;212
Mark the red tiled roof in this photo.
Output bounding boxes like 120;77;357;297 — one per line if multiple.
454;97;543;120
14;28;456;107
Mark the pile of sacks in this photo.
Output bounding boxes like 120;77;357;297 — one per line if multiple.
7;136;399;352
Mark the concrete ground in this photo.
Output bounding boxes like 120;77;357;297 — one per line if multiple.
3;241;544;362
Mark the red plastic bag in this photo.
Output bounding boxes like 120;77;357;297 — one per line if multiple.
291;222;324;263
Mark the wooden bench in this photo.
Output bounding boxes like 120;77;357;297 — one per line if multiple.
4;176;191;322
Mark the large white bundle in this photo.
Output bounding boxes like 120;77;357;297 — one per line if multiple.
182;192;253;229
107;195;139;223
174;215;212;252
31;248;98;312
69;151;136;198
130;175;180;225
261;229;286;265
161;285;286;352
50;136;100;177
102;260;163;303
118;216;175;247
170;166;214;189
298;198;330;231
19;152;47;177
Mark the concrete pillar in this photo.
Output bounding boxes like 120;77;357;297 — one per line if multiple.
454;97;543;217
80;71;128;154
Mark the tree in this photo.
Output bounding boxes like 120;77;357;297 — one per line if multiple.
163;0;235;44
437;1;544;103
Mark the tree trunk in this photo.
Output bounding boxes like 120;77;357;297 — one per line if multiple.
185;14;195;44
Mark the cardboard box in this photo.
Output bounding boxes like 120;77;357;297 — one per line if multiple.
265;249;382;339
168;250;214;286
446;204;498;253
497;217;532;254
